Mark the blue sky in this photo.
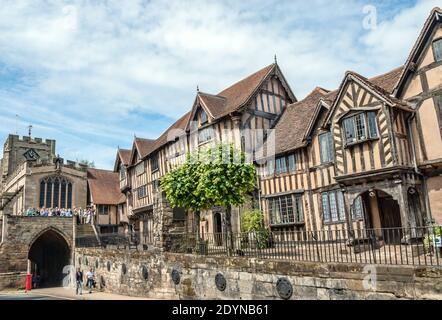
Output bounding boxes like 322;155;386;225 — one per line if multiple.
0;0;439;169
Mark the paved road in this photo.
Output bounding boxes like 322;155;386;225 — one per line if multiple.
0;293;69;300
0;288;151;300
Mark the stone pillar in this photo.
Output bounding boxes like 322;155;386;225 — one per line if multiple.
369;192;382;237
396;184;412;243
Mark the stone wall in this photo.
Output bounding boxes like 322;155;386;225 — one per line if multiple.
75;248;442;300
0;272;26;290
0;216;74;274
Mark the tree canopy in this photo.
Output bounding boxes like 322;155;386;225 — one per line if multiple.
160;143;257;235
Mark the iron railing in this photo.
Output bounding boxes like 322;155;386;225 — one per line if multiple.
74;226;442;266
168;226;442;266
76;232;143;249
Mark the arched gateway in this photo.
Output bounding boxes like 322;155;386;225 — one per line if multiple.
28;228;71;287
0;215;74;290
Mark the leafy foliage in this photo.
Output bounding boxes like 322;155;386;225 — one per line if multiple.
423;224;442;250
241;210;265;232
241;210;271;249
160;144;257;241
161;144;256;210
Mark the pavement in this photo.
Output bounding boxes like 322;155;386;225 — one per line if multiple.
0;287;152;300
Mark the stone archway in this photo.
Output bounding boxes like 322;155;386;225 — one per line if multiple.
28;228;71;287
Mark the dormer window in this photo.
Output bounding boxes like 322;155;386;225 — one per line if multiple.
343;111;378;146
433;38;442;62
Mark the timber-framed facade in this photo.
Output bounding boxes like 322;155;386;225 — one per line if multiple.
97;7;442;247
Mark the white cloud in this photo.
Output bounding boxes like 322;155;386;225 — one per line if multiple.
0;0;439;168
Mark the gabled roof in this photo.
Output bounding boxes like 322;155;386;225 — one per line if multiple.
325;66;409;125
263;65;406;157
265;87;330;156
129;137;155;165
113;148;131;172
187;63;297;125
149;111;190;155
87;168;125;205
394;7;442;97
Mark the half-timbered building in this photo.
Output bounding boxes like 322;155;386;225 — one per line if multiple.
98;7;442;247
259;7;442;244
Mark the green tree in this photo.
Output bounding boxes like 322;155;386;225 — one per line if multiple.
241;209;265;232
77;159;95;168
160;153;207;240
160;144;257;252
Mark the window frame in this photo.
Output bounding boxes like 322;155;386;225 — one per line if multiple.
198;126;214;145
200;109;208;125
275;157;287;175
321;190;346;224
433;37;442;63
137;185;147;199
352;196;365;220
135;161;145;176
268;194;304;226
319;132;335;164
342;111;379;147
119;164;126;181
39;176;73;209
98;204;110;215
151;154;159;173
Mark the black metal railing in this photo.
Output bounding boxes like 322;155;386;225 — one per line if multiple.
76;232;145;249
167;226;442;266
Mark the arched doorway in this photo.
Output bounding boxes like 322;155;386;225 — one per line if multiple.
28;229;71;287
357;189;402;244
213;212;223;246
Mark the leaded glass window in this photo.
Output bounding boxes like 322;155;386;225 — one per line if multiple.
39;176;73;209
268;194;304;225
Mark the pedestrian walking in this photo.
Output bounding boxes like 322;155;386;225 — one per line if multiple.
75;268;83;295
86;268;95;294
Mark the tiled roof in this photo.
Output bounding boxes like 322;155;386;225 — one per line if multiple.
87;168;125;205
212;64;276;118
150;112;191;154
127;64;292;161
271;87;329;155
134;138;156;158
368;66;404;94
118;149;131;166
